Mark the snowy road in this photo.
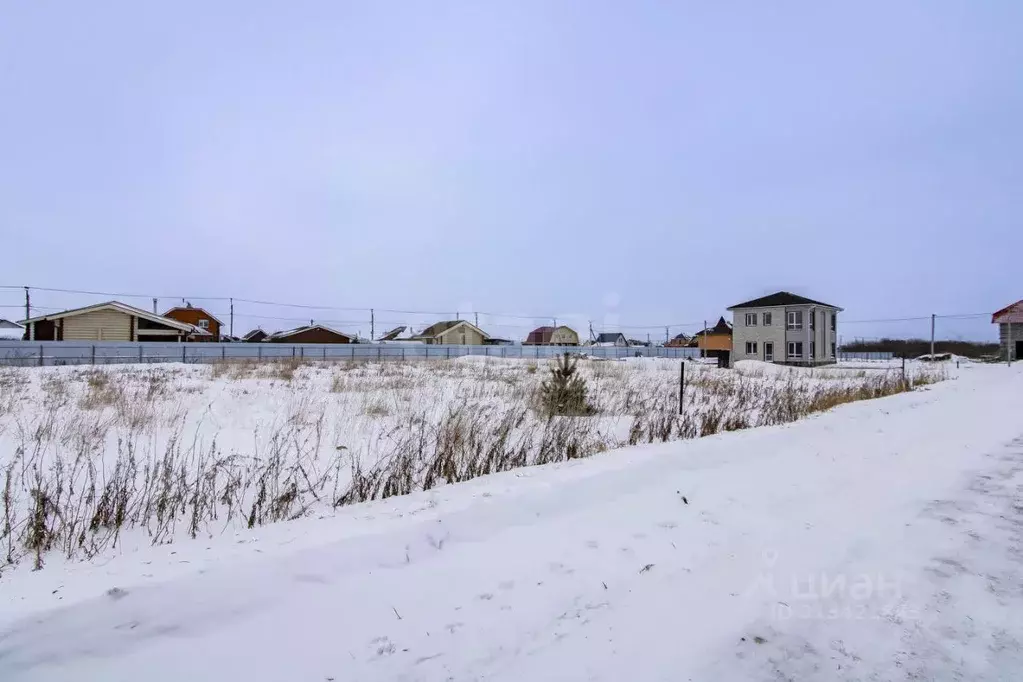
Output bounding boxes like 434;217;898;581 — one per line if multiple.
3;364;1023;681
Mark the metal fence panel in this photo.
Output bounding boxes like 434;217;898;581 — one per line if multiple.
0;341;716;367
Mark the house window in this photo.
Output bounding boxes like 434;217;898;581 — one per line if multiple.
198;319;210;329
787;341;803;359
831;342;836;358
745;341;758;355
745;313;757;326
831;313;837;332
810;341;815;359
786;311;803;330
763;312;772;326
809;311;815;331
765;342;774;362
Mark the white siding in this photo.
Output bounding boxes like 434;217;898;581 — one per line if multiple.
732;308;785;364
733;305;837;366
63;310;133;341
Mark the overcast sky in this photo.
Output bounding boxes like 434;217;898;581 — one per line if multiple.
1;2;1020;341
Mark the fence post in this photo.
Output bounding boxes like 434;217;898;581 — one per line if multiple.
377;346;381;360
300;346;304;359
351;346;355;359
38;344;44;367
221;346;226;360
258;345;262;361
292;346;296;358
425;346;429;359
402;347;405;361
323;347;326;360
446;347;450;359
679;361;685;414
182;345;186;363
139;345;144;363
91;345;96;365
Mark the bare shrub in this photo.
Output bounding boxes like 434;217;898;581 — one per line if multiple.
78;370;123;410
0;357;946;573
272;358;306;382
363;400;391;418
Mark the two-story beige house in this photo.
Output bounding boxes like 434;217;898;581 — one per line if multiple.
727;292;842;367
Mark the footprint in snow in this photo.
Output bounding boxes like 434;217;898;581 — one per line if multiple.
370;636;396;658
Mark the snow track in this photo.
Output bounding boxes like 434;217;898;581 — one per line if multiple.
2;364;1022;681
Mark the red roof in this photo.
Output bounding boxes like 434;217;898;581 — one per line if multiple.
992;300;1023;324
525;326;555;344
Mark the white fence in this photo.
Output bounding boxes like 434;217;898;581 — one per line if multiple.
0;342;892;367
0;341;705;367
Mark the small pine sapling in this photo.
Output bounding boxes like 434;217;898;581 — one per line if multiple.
539;353;595;416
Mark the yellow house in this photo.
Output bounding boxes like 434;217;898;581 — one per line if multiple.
411;320;489;345
20;300;198;342
524;325;580;345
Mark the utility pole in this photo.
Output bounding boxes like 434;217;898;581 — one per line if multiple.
589;321;594;342
371;308;375;340
702;319;706;358
24;286;30;321
152;297;157;314
229;298;234;337
930;313;935;359
474;312;478;328
665;326;669;345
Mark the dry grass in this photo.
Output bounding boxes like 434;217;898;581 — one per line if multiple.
0;358;947;574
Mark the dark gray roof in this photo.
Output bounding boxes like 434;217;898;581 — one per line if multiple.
694;317;733;336
727;291;841;310
595;332;625;343
378;325;407;341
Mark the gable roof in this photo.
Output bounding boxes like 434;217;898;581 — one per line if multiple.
413;320;489;340
526;326;555;344
525;325;578;344
163;305;225;326
727;291;842;310
378;325;407;341
268;324;356;341
0;319;24;340
243;328;267;341
594;332;626;343
992;300;1023;324
19;301;195;332
694;317;733;336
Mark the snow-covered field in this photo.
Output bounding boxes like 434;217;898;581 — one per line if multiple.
1;359;1020;680
0;356;944;574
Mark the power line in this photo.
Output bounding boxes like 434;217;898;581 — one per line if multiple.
9;283;1003;332
22;285;230;301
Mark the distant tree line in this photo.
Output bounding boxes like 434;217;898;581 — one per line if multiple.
841;338;998;359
